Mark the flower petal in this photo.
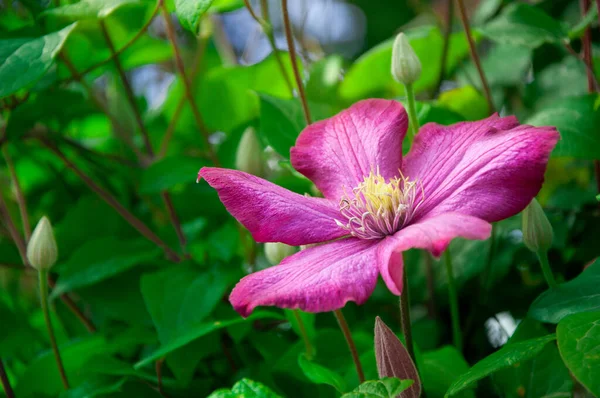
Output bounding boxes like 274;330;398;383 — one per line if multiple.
199;167;346;245
377;213;491;295
291;99;408;200
402;114;559;222
230;238;379;316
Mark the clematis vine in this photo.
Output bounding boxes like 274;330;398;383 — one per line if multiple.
198;99;558;317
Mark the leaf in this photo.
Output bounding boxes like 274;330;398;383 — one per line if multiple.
139;156;206;194
526;94;600;160
258;93;334;158
420;346;473;398
0;23;76;98
58;376;127;398
437;86;489;121
374;317;421;398
341;378;414;398
445;335;556;397
339;25;473;101
208;378;283;398
529;259;600;323
298;353;346;393
41;0;143;21
480;3;567;48
51;237;160;298
557;311;600;396
569;2;598;39
175;0;213;33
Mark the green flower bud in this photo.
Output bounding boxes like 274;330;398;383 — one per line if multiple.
235;126;264;176
391;32;422;85
265;242;296;265
27;216;58;271
522;198;553;253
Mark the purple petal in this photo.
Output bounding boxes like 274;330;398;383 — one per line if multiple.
402;114;559;222
199;167;346;245
230;238;379;316
291;99;408;200
377;213;491;295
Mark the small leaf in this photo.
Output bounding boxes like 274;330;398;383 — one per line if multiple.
342;378;414;398
0;23;76;97
139;156;206;194
298;353;346;392
557;311;600;396
480;3;567;48
41;0;143;21
175;0;214;33
207;378;283;398
526;94;600;160
374;317;421;398
529;259;600;323
445;335;556;397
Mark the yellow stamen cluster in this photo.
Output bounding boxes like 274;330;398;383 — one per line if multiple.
336;170;423;239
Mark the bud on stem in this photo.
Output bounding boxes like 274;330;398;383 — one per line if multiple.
235;127;264;177
522;199;557;288
264;242;296;264
27;216;58;271
391;33;422;86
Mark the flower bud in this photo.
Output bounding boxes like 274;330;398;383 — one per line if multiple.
391;32;422;85
27;216;58;271
235;126;264;176
264;242;296;264
522;198;553;253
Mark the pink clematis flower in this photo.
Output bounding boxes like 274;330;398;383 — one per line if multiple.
198;99;559;317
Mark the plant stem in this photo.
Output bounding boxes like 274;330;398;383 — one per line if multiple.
281;0;311;124
39;269;70;389
456;0;494;114
333;309;364;383
293;310;314;359
424;252;437;318
480;223;497;302
160;3;220;166
47;277;96;333
404;83;419;138
537;251;557;289
0;359;15;398
155;358;166;397
42;139;181;262
399;268;416;364
2;146;31;241
0;192;28;264
444;249;462;352
434;0;454;96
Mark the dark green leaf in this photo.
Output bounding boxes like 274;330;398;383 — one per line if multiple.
420;346;473;398
0;24;76;97
139;156;206;194
557;311;600;396
529;259;600;323
298;353;346;392
445;335;556;397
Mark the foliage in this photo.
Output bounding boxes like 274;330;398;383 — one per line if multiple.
1;0;600;397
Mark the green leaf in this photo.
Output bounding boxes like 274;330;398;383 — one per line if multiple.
339;25;473;101
258;93;334;158
208;378;283;398
175;0;213;33
41;0;143;21
569;2;598;39
420;346;473;398
298;353;346;393
445;335;556;397
480;3;567;48
0;23;76;98
437;86;489;121
51;237;160;298
341;377;413;398
557;311;600;396
139;156;206;194
59;376;127;398
526;94;600;160
529;259;600;323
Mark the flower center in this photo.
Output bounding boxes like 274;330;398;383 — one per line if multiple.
335;170;424;240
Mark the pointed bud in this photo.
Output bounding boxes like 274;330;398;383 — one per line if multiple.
391;33;421;85
27;216;58;271
522;198;553;253
235;127;264;176
264;242;296;265
375;317;421;398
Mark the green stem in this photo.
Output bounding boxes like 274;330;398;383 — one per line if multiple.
404;83;419;138
444;250;463;352
39;270;70;389
333;309;364;383
293;310;314;359
537;250;557;289
399;267;416;364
